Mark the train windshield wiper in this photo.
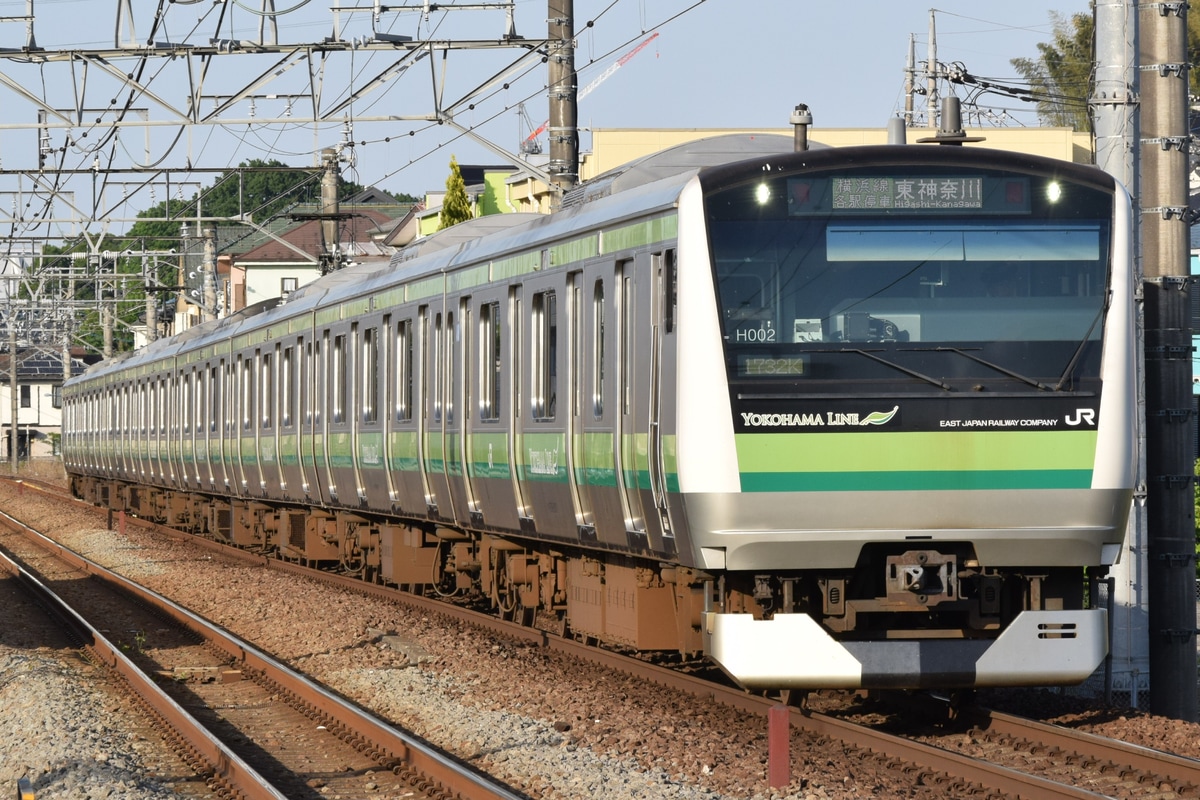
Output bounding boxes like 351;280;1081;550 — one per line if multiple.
1053;305;1106;391
842;348;952;391
930;347;1050;391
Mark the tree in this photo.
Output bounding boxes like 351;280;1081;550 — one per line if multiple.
1014;11;1200;132
1010;12;1094;131
439;156;473;230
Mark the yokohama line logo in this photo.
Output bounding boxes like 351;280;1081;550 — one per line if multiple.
741;406;899;428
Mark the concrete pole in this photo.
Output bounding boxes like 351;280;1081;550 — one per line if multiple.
1138;0;1196;721
926;10;938;128
144;253;157;343
904;34;915;127
321;147;340;273
547;0;578;197
1093;0;1149;705
9;319;17;473
201;227;217;322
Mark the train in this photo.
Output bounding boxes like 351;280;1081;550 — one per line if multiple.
62;133;1136;690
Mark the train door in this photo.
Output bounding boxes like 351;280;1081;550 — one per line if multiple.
516;275;576;537
322;326;357;506
277;340;299;500
445;297;478;524
468;290;520;531
620;251;675;553
570;263;626;546
259;345;284;496
422;304;455;519
386;315;424;513
302;336;328;504
357;318;390;508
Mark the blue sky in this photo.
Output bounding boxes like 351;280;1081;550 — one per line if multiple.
0;0;1088;213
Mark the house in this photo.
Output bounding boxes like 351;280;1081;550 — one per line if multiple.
0;349;87;460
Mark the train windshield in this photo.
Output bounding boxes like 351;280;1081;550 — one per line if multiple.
704;164;1113;391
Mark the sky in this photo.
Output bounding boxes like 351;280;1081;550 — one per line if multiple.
0;0;1090;226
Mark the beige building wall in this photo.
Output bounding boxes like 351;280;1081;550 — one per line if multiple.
582;127;1094;180
503;126;1093;216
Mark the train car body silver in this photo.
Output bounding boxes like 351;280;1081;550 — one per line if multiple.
62;139;1135;690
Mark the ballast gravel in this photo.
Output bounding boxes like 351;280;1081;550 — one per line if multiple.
4;477;1200;800
0;651;184;799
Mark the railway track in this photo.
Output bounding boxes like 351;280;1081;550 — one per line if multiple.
6;476;1200;799
0;490;528;800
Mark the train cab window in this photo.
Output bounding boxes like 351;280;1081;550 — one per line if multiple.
362;326;378;424
480;302;501;421
332;333;347;424
395;320;413;422
532;291;557;421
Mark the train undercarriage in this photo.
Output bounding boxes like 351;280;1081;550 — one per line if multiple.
70;475;1099;688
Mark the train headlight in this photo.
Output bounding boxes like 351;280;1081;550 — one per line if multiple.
1046;181;1062;203
755;183;771;205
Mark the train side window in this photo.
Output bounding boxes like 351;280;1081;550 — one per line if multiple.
240;357;253;431
433;312;443;424
395;320;413;422
333;333;347;424
281;347;293;427
314;338;324;426
260;351;272;429
160;378;168;434
480;302;501;421
532;290;557;420
362;326;378;424
593;280;604;418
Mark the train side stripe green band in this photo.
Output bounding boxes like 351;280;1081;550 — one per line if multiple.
741;469;1093;492
736;430;1097;471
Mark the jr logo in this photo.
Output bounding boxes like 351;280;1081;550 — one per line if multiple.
1065;408;1096;426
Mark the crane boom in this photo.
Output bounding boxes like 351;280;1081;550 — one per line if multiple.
524;32;659;145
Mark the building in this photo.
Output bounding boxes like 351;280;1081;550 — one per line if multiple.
0;349;86;460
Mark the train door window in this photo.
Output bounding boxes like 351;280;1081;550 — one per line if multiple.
332;333;347;424
479;301;501;420
532;290;557;420
260;350;272;429
282;346;294;428
240;357;253;431
314;337;324;426
446;311;457;424
362;326;378;424
621;269;633;415
182;373;191;432
593;280;604;418
160;378;168;434
433;312;443;423
209;366;219;432
395;320;413;422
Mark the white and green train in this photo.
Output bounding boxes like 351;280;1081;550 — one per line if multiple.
63;136;1136;689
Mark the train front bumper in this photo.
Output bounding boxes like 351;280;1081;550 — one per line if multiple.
701;609;1108;690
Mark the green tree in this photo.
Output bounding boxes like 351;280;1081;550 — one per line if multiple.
1010;12;1094;131
439;156;473;230
1015;12;1200;132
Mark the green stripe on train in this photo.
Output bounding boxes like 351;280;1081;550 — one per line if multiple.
735;430;1097;491
741;469;1093;492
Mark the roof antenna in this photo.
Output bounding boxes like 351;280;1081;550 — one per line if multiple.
917;97;985;145
791;104;813;152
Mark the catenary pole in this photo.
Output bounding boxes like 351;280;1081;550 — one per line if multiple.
1138;0;1196;721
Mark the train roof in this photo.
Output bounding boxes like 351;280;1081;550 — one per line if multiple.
70;133;806;385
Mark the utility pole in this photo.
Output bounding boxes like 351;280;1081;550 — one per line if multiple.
1138;0;1196;722
201;227;217;323
1093;0;1148;705
320;147;342;273
547;0;579;198
926;10;938;128
8;319;16;474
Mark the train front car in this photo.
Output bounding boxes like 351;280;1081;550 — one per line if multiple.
674;146;1135;690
